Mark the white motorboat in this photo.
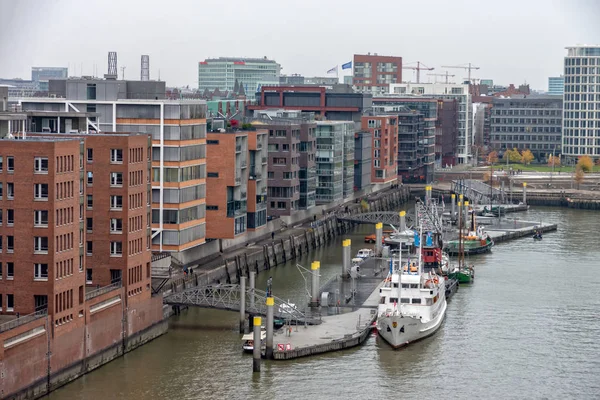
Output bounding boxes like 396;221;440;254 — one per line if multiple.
355;248;374;259
278;301;298;315
376;231;447;349
242;328;266;353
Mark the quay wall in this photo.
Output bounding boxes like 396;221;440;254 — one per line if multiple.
1;289;166;400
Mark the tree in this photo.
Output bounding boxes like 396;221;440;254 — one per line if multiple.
548;154;561;168
574;167;585;189
577;155;593;173
503;148;521;163
487;151;498;164
521;149;535;165
596;158;600;166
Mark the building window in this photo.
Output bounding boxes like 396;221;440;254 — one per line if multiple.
207;172;219;178
111;149;123;163
34;263;49;281
0;156;3;171
206;205;218;210
34;210;48;227
34;157;49;173
110;218;122;233
87;171;93;185
86;268;92;284
0;182;2;199
7;262;14;279
87;195;93;209
34;183;49;200
86;217;93;233
87;148;93;162
110;195;123;210
7;294;14;311
110;172;123;187
7;156;14;172
7;209;14;225
7;182;14;199
110;241;122;257
34;295;48;311
0;208;2;225
86;83;96;100
34;236;48;253
7;236;14;253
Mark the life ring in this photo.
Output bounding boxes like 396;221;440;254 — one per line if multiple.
425;279;433;288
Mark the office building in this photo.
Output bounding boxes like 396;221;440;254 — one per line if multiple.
548;76;564;95
249;85;372;122
353;54;402;95
19;78;208;264
436;99;459;166
205;125;268;238
354;131;372;192
31;67;68;91
279;74;305;85
562;45;600;159
389;83;472;164
490;96;563;160
361;116;398;184
198;57;280;100
304;77;339;85
315;121;354;204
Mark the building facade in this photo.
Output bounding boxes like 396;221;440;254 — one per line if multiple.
205;126;268;239
490;96;563;160
354;131;372;192
361;116;398;184
248;85;372;122
548;76;565;95
314;122;354;204
436;99;459;166
31;67;68;91
198;57;280;100
19;78;208;264
353;54;402;95
389;83;472;164
562;45;600;160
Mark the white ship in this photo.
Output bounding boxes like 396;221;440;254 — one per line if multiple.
376;232;447;349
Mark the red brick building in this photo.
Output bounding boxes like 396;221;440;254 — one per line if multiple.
361;115;398;184
353;54;402;95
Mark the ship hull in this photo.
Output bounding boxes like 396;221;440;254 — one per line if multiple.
377;300;447;349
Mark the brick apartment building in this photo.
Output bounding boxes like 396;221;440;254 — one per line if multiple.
353;54;402;95
437;99;460;166
0;130;164;398
361;115;398;184
206;126;269;238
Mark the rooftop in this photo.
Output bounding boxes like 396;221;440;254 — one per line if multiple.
203;57;279;64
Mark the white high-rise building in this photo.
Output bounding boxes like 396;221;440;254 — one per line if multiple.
562;45;600;160
388;83;472;164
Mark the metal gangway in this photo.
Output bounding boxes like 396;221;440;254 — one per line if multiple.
336;211;414;227
415;198;443;234
452;179;504;205
163;284;322;325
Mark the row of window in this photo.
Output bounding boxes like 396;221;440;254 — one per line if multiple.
0;236;50;253
0;261;50;280
86;148;124;164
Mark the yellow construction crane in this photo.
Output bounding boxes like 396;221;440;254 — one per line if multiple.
427;71;456;84
441;63;480;83
402;61;434;83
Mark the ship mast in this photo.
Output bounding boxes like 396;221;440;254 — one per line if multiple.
458;201;463;268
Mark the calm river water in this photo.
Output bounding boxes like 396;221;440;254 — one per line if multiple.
50;207;600;400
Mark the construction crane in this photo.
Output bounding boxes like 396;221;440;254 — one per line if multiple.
402;61;434;83
441;63;480;83
427;71;456;84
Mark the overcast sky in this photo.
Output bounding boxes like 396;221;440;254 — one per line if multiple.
1;0;598;90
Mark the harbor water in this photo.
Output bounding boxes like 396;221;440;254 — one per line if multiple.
50;207;600;399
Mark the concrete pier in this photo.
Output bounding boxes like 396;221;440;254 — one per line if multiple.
523;182;527;204
310;261;320;307
249;271;255;309
252;316;261;372
399;211;406;232
375;222;383;255
451;193;456;217
239;276;246;333
266;297;274;359
342;239;350;277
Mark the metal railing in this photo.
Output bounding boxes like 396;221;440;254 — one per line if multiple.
85;281;122;301
0;308;48;333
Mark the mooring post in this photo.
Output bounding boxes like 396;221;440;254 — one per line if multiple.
425;185;432;204
266;297;274;359
375;222;383;255
253;316;261;372
342;239;349;277
399;211;406;232
464;201;470;228
311;261;320;307
240;276;246;333
522;182;527;205
451;194;456;219
249;271;255;309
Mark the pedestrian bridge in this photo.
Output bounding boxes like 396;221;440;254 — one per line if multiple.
336;211;414;227
163;284;322;325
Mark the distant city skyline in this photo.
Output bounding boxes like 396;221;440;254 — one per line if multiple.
0;0;598;90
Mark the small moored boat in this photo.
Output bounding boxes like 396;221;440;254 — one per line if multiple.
355;248;374;259
242;328;266;353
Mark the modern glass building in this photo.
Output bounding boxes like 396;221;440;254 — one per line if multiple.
548;76;564;95
562;45;600;160
198;57;280;100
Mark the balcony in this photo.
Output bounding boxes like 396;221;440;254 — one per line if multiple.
262;156;268;164
227;200;247;217
234;176;242;185
235;145;242;153
240;161;247;169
